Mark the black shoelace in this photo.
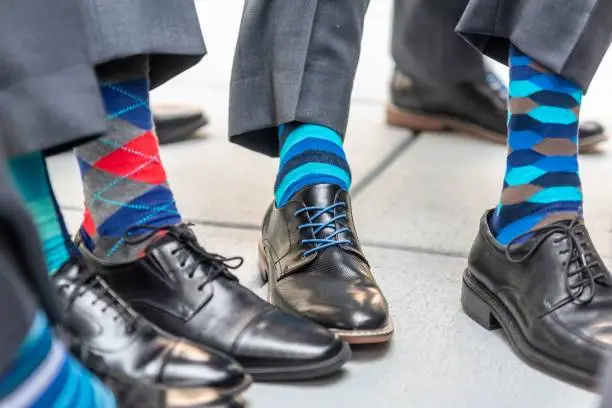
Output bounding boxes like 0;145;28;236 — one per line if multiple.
125;224;242;290
60;259;139;332
505;216;609;308
294;202;352;257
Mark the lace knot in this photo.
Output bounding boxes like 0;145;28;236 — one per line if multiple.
124;224;241;290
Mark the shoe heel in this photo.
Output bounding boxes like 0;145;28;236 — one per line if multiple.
386;104;446;131
461;277;501;331
257;243;269;284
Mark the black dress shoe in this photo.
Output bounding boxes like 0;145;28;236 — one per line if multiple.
153;104;208;145
77;225;351;381
463;211;612;388
386;68;608;152
259;184;393;344
52;259;251;407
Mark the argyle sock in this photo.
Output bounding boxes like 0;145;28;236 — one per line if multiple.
0;311;116;407
76;58;181;261
491;45;583;245
8;152;75;275
275;123;352;206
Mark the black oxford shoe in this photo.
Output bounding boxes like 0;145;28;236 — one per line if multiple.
78;225;351;382
387;68;608;152
52;259;251;407
463;211;612;388
259;184;393;344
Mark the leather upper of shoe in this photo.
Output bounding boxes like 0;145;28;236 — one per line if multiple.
261;184;389;331
390;68;507;135
468;211;612;371
52;259;244;388
579;121;605;139
78;226;342;367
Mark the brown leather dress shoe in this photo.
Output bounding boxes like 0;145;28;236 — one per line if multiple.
387;69;608;152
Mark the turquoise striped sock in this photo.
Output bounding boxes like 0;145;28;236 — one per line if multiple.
0;311;116;407
275;123;351;206
8;152;74;275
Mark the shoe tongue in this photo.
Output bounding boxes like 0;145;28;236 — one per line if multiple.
142;224;195;254
293;184;342;208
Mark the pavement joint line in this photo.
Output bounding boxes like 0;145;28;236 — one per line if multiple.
60;204;468;258
360;240;468;259
351;131;420;197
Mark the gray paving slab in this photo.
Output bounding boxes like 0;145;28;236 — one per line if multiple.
60;208;600;408
353;132;612;257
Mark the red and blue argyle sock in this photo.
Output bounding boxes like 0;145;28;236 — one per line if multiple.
76;59;181;261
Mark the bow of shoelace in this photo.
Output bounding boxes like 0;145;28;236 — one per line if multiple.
62;259;139;332
505;216;609;305
124;224;242;290
294;202;353;257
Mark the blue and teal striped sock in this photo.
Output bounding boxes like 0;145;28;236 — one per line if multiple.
275;123;351;206
491;45;583;245
8;152;75;275
0;311;116;407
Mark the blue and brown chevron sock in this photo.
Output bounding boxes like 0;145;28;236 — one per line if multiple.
275;123;351;206
491;45;583;245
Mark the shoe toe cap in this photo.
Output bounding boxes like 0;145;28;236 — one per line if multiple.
233;308;346;364
280;278;389;331
161;340;246;389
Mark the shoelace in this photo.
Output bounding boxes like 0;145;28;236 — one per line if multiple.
505;216;608;307
60;259;139;332
484;71;509;101
295;202;352;257
124;224;242;290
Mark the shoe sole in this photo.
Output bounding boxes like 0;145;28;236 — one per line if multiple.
461;270;596;389
91;360;252;408
386;103;608;153
258;242;394;345
244;341;352;382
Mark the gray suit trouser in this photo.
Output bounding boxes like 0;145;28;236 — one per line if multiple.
393;0;612;91
0;0;205;157
230;0;612;157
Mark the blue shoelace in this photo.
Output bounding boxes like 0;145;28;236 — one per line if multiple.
294;202;352;257
484;71;509;100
